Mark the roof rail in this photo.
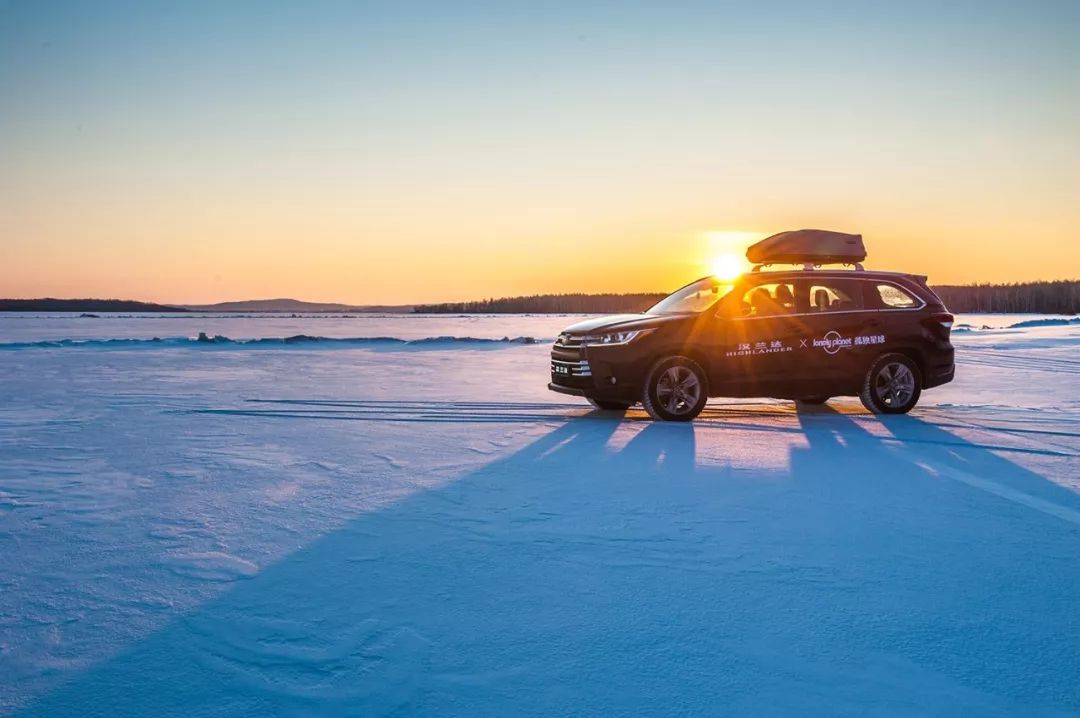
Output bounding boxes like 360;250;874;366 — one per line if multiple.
751;262;865;273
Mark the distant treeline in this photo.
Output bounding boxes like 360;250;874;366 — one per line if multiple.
0;298;188;312
931;281;1079;314
415;281;1080;315
414;293;667;315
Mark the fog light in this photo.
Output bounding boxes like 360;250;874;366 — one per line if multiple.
609;377;617;385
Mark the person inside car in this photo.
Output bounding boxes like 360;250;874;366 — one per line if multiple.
813;288;831;312
775;284;795;312
749;287;781;316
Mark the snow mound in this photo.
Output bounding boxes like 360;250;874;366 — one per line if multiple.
1006;316;1080;329
0;334;546;350
950;317;1078;333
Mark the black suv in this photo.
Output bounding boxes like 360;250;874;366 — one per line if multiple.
548;266;955;421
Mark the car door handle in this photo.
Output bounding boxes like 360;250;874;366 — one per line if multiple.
858;318;884;336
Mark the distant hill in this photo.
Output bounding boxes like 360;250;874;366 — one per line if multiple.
181;298;413;313
0;298;189;313
0;297;413;313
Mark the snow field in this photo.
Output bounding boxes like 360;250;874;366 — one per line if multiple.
1;315;1078;715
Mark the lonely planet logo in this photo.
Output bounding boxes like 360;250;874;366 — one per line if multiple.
813;330;853;355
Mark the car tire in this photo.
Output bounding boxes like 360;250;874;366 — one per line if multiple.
796;396;830;406
859;353;922;414
587;398;632;411
641;356;709;422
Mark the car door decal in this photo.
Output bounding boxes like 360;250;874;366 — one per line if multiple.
803;330;887;355
725;339;793;358
813;330;854;354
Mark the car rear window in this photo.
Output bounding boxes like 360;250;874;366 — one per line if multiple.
874;283;920;308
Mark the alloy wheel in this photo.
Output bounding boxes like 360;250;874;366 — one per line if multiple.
874;362;916;408
656;365;702;416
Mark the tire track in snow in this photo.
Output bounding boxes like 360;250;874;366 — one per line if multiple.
180;400;1078;458
957;349;1080;375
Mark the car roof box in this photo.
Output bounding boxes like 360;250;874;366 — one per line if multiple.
746;229;866;265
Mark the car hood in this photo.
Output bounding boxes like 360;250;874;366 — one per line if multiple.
561;313;690;335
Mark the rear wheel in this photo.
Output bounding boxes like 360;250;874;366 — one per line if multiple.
860;353;922;414
587;398;632;411
641;356;708;422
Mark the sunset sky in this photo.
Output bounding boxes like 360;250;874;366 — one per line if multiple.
2;0;1078;304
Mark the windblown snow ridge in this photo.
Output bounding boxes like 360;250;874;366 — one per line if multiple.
0;333;545;350
953;316;1079;332
1005;316;1080;328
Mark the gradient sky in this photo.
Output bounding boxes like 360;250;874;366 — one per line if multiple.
2;0;1078;304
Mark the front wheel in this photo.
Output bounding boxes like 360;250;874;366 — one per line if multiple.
641;356;709;422
860;353;922;414
587;398;632;412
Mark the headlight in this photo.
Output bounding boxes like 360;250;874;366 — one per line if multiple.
580;328;655;346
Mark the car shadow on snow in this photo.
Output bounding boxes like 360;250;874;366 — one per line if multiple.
21;406;1080;717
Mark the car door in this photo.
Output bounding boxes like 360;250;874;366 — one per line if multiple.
861;278;929;361
791;276;871;387
714;278;802;395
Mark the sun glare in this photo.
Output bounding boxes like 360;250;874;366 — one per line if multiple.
703;230;760;281
710;253;745;281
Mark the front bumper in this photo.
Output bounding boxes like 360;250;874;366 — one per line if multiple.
548;382;586;397
549;347;646;401
544;332;652;399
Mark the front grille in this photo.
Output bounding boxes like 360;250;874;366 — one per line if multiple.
551;358;592;378
555;332;585;348
552;335;584;362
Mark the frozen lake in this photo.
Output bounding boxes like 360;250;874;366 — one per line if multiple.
2;310;1074;344
1;312;1079;715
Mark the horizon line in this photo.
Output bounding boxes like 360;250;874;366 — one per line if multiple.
3;276;1080;310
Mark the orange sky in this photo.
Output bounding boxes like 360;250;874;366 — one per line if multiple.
2;2;1078;304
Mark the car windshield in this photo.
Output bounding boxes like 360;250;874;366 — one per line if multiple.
646;278;735;315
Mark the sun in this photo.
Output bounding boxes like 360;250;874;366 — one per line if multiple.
710;253;745;281
703;230;759;280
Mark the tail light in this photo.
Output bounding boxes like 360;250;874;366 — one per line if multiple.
923;311;954;339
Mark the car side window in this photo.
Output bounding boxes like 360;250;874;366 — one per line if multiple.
875;283;919;309
807;280;862;312
737;282;796;317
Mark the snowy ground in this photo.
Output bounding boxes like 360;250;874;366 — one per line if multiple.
1;313;1078;716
